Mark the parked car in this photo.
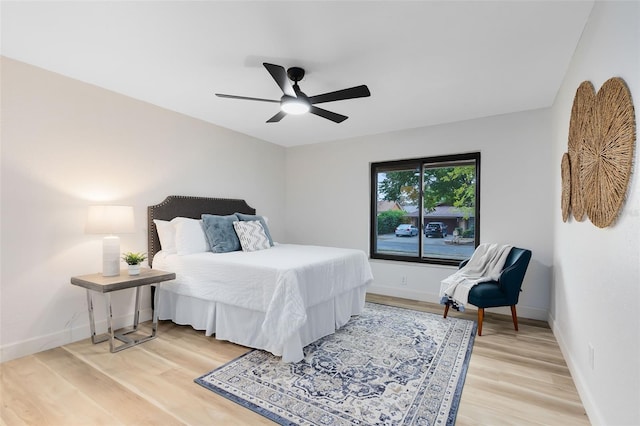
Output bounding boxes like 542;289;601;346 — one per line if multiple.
425;222;448;238
395;224;419;237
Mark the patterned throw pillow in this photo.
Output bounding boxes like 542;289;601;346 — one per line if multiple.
233;220;271;252
234;213;274;246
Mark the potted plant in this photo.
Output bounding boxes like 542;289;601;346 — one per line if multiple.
121;251;147;276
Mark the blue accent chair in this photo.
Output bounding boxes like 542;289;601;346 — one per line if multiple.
443;247;532;336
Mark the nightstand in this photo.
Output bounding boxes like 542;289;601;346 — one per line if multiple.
71;268;176;352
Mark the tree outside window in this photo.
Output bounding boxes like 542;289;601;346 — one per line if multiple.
370;152;480;265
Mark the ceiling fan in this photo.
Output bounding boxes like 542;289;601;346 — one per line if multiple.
216;63;371;123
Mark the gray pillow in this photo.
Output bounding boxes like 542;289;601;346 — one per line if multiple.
201;214;240;253
235;213;274;246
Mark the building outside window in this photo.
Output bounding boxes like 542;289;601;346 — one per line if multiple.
370;152;480;266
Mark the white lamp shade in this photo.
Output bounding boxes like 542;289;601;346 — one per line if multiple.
86;205;135;234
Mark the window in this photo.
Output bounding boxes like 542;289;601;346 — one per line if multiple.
370;152;480;266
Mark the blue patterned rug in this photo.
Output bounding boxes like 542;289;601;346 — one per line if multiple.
195;302;476;425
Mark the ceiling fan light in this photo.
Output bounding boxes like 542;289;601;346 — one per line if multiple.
281;97;310;115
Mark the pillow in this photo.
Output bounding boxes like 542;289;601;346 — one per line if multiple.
235;213;274;246
172;217;210;255
153;219;176;254
233;220;271;252
201;214;241;253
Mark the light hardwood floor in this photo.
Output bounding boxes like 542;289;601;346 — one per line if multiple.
1;295;590;425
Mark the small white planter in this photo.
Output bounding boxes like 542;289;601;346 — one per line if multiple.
127;264;141;276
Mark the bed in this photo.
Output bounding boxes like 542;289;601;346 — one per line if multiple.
147;195;373;362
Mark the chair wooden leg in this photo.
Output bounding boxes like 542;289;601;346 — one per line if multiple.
510;305;519;332
477;308;484;336
443;303;450;318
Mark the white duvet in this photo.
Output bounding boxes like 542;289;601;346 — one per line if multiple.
152;244;373;350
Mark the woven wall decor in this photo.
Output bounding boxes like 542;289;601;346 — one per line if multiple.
580;77;636;228
561;153;571;222
567;81;595;221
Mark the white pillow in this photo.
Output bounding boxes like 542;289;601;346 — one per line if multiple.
153;219;177;254
233;220;271;252
172;217;210;255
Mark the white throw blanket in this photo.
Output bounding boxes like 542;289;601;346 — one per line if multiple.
439;243;513;311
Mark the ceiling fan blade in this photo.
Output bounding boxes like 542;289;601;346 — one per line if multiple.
263;63;296;97
310;106;348;123
215;93;280;103
267;110;287;123
308;85;371;105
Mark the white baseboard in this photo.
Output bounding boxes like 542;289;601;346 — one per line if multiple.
0;308;153;363
367;284;548;321
547;313;600;425
367;284;435;303
3;287;549;364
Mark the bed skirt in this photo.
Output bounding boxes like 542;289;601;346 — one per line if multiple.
156;285;367;362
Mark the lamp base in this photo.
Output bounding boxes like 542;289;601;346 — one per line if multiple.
103;235;121;277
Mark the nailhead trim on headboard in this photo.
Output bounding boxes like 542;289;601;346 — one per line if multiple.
147;196;256;267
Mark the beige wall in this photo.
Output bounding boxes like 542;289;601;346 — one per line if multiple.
0;57;286;361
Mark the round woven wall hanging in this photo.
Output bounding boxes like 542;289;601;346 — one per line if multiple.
581;77;636;228
568;80;595;221
561;153;571;222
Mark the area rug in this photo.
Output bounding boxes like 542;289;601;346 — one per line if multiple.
195;302;476;425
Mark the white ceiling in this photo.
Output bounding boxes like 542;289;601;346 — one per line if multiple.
1;1;594;147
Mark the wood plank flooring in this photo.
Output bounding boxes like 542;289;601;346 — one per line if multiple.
0;295;590;425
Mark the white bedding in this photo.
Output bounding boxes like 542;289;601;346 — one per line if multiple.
152;244;373;361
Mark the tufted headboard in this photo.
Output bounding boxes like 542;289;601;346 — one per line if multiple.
147;195;256;267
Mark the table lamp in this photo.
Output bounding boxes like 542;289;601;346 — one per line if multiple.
86;205;135;276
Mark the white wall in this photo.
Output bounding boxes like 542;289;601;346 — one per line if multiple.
285;108;553;321
3;4;638;422
550;2;640;425
0;57;286;362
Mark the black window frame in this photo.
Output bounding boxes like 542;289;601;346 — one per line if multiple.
370;152;481;266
